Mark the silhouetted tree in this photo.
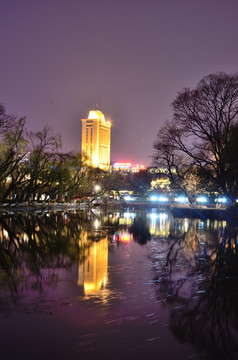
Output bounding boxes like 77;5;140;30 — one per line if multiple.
153;72;238;204
128;170;153;196
0;106;28;203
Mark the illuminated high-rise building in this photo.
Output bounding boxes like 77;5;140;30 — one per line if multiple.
81;110;111;171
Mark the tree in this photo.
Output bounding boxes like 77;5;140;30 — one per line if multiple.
128;170;153;196
0;106;28;203
58;152;91;201
153;72;238;204
17;126;63;203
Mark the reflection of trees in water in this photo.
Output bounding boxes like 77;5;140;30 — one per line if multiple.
0;211;97;307
0;210;152;310
151;218;238;359
130;215;151;245
102;211;151;246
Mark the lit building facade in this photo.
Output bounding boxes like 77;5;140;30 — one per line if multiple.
112;162;146;173
81;110;111;171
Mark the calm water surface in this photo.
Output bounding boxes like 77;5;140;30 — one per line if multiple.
0;209;238;360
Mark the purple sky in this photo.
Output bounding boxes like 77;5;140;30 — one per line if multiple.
1;0;238;166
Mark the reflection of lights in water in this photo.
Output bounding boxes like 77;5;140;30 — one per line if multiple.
198;221;205;228
149;212;169;236
3;229;9;239
159;212;167;220
184;218;189;232
91;209;101;217
149;213;157;231
23;233;29;242
94;219;100;228
108;213;120;224
213;220;226;230
119;232;131;242
124;212;136;219
113;231;132;243
119;212;135;225
222;221;227;228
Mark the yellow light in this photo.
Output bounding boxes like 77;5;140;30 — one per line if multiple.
88;110;105;122
88;110;111;126
119;232;131;242
84;283;97;292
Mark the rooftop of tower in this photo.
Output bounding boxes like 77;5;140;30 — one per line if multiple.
88;110;111;125
88;110;105;122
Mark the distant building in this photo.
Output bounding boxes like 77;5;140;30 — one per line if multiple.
81;110;111;171
112;162;146;173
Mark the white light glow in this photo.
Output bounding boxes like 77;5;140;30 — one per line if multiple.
215;197;227;203
94;184;101;192
124;196;135;201
157;196;168;202
175;196;188;203
196;196;208;203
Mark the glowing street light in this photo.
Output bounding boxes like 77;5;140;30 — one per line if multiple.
94;184;101;192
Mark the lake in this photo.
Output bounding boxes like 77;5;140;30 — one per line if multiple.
0;208;238;360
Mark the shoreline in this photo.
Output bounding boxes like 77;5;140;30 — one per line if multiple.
0;201;237;221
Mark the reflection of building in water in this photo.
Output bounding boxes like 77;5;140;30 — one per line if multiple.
78;236;108;296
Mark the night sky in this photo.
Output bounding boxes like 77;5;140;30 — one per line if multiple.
1;0;238;166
